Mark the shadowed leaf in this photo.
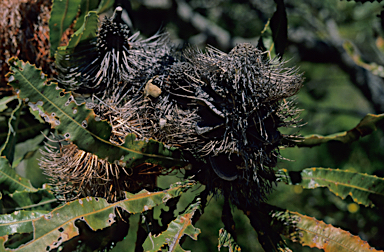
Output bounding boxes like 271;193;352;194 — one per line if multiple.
278;168;384;207
7;58;184;168
143;200;201;252
288;211;383;252
0;157;36;194
0;181;194;252
287;113;384;147
270;0;287;57
0;99;22;164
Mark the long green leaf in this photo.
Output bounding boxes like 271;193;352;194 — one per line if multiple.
49;0;82;56
279;168;384;207
288;211;383;252
0;210;48;236
0;181;193;252
0;96;17;113
287;114;384;147
7;58;184;168
0;157;36;194
143;200;201;252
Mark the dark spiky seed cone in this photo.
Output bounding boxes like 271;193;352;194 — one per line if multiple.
55;7;175;98
165;43;304;204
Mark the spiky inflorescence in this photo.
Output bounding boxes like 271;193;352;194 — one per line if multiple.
165;43;304;203
55;7;175;98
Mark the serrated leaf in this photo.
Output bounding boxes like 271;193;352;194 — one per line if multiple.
143;200;201;252
59;11;98;51
0;157;36;194
288;113;384;147
7;58;184;168
0;210;48;236
0;181;194;252
0;96;17;113
49;0;82;56
288;211;383;252
279;168;384;207
218;228;242;252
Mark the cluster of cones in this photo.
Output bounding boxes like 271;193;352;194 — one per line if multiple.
40;7;304;204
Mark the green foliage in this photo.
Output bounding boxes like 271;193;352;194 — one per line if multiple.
280;167;384;207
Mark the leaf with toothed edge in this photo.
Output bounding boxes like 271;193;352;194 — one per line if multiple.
278;168;384;207
7;58;185;168
0;181;194;252
143;200;201;252
287;211;383;252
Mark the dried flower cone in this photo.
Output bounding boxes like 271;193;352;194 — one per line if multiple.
40;140;166;202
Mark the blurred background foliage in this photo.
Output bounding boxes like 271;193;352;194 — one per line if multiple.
1;0;384;251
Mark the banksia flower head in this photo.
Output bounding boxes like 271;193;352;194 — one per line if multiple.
167;43;304;204
55;7;175;97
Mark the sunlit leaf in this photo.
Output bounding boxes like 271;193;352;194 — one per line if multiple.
7;58;184;168
49;0;82;56
218;228;242;252
0;210;48;236
143;200;201;252
0;96;17;113
278;168;384;207
288;211;383;252
0;181;194;251
286;113;384;147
